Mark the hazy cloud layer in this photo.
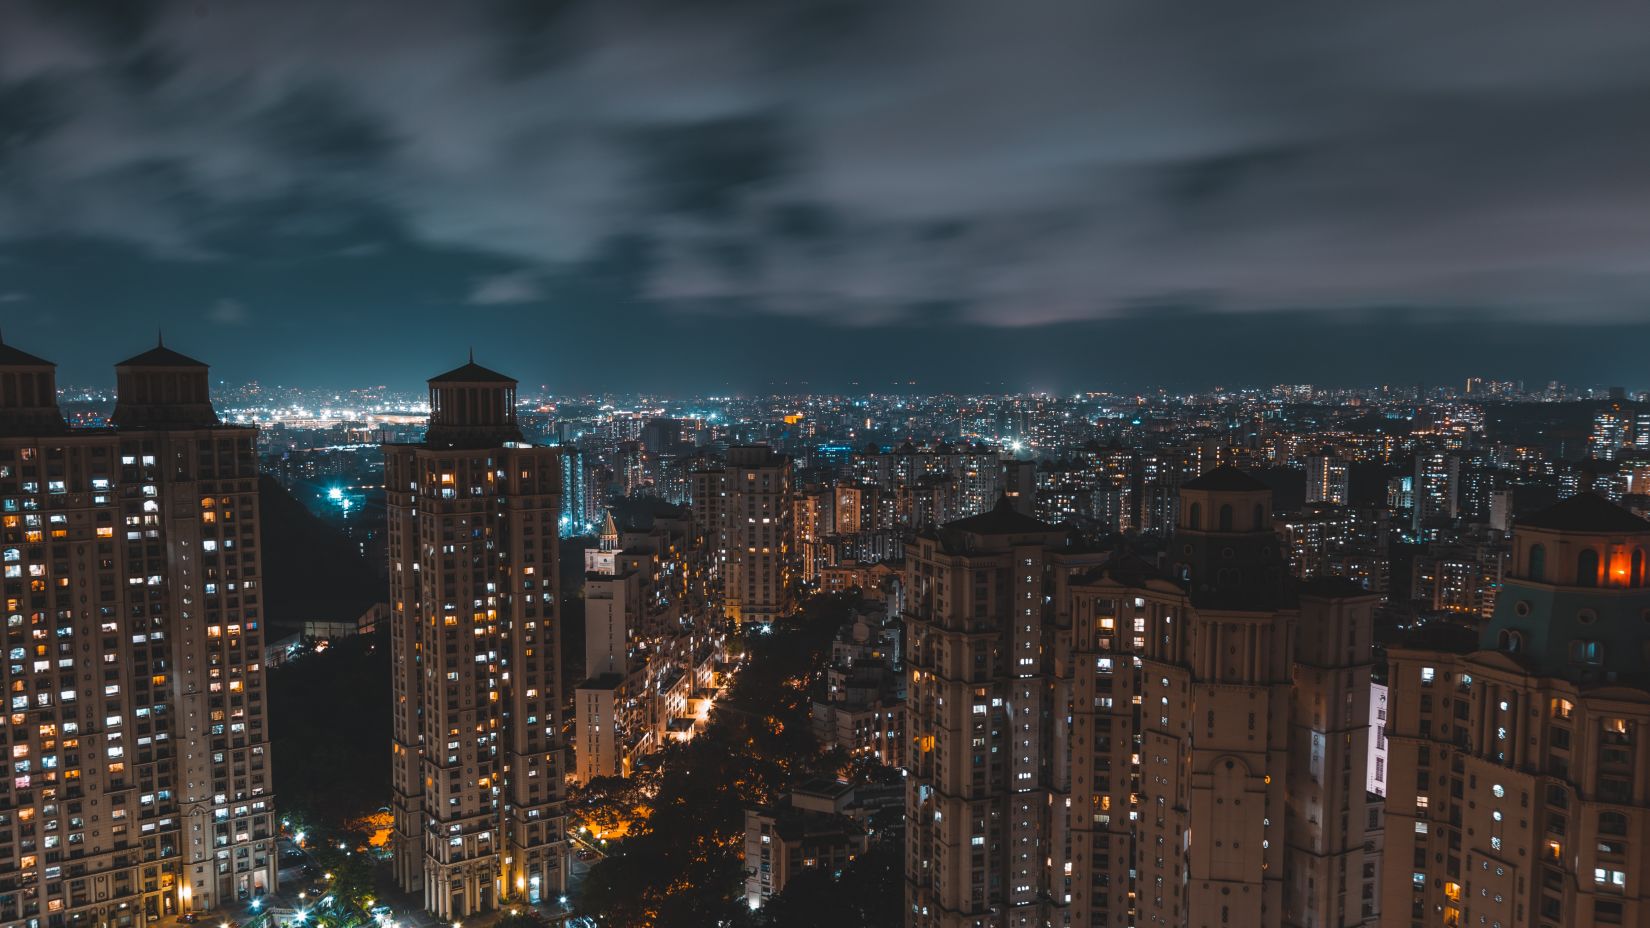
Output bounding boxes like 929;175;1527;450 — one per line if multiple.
205;297;249;325
3;0;1650;332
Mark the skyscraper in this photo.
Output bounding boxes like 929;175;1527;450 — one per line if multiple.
1414;451;1460;537
0;339;277;926
691;446;794;625
903;495;1105;928
1591;409;1628;461
906;469;1376;927
1381;493;1650;928
386;359;564;917
1306;454;1351;506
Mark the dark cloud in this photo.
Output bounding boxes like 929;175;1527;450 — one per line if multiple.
2;0;1650;387
631;113;792;218
253;85;399;170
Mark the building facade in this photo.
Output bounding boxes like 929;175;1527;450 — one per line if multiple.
386;360;564;918
573;509;720;784
906;469;1377;928
0;341;277;928
1381;493;1650;928
1307;455;1351;506
903;497;1105;928
691;446;794;625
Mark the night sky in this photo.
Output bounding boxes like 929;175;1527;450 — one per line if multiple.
3;1;1650;392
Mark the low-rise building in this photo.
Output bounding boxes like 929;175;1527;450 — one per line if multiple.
574;509;723;784
744;781;871;908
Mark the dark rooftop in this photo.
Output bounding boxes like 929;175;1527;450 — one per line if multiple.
429;359;516;383
1397;619;1480;655
116;344;207;368
1518;492;1650;534
1181;465;1269;493
943;494;1057;535
1298;576;1376;599
576;672;626;691
0;337;54;367
1077;554;1165;588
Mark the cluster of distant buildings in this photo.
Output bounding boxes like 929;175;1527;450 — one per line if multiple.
15;345;1650;928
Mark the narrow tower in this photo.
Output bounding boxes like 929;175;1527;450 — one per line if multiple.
387;358;564;917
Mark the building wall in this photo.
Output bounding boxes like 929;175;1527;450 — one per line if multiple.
1380;503;1650;928
573;685;619;783
0;387;276;925
694;448;795;625
908;477;1377;928
386;443;564;918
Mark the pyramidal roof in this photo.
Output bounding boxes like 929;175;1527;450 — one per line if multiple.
117;343;207;368
429;357;516;383
943;493;1057;535
0;334;54;367
1181;466;1269;493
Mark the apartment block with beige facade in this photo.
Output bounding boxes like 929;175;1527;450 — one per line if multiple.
906;468;1377;928
0;340;276;928
1381;492;1650;928
691;446;794;625
386;360;563;918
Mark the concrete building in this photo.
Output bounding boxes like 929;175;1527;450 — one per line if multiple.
1414;452;1461;538
1307;454;1352;506
903;495;1106;928
813;608;905;768
574;510;721;784
1411;529;1509;620
1380;493;1650;928
906;469;1377;928
386;359;564;918
0;339;277;926
744;781;871;909
691;446;794;625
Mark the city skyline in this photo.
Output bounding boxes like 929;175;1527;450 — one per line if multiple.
8;4;1650;925
19;326;1650;400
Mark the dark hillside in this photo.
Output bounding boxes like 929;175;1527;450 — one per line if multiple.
259;474;381;637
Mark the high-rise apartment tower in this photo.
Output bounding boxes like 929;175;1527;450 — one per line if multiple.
0;339;277;926
387;359;564;918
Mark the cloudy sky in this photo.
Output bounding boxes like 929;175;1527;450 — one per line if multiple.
2;0;1649;392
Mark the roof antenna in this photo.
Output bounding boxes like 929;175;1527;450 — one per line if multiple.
157;328;165;348
469;346;475;363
